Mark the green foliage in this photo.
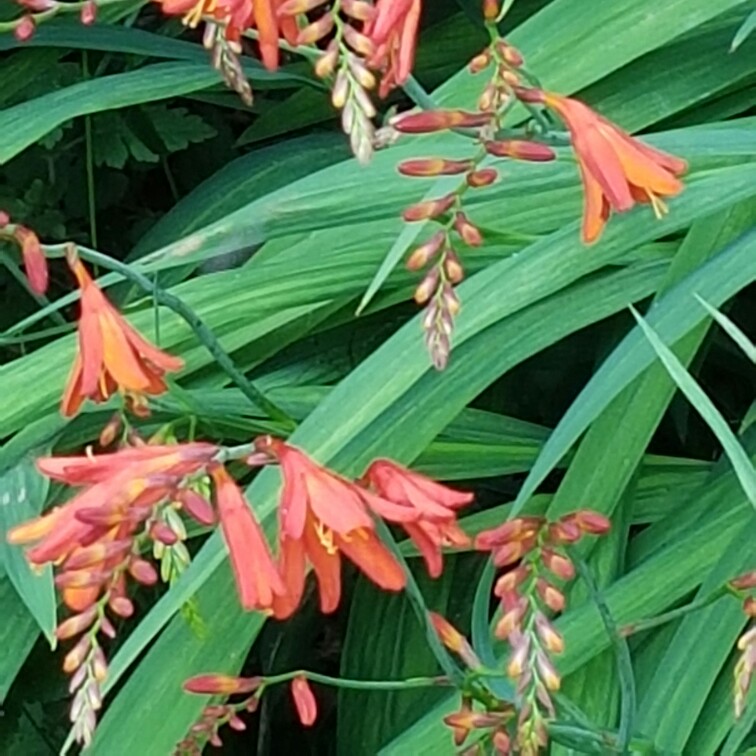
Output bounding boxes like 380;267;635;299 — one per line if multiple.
0;0;754;753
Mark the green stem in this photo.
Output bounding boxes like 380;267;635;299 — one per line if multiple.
59;244;297;431
0;0;129;32
262;669;449;691
83;52;98;250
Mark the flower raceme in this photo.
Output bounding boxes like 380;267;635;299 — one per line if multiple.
518;88;687;243
61;252;184;418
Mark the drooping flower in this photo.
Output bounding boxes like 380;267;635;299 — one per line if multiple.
291;676;317;727
361;459;472;577
61;252;184;417
210;464;285;611
14;225;48;294
154;0;283;67
252;436;409;619
364;0;422;97
518;89;687;243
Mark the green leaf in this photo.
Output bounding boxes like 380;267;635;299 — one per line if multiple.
730;9;756;51
696;294;756;362
0;578;40;703
631;307;756;509
0;456;56;645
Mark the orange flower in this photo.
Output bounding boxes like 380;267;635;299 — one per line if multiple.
14;225;48;295
522;90;686;243
291;676;317;727
364;0;421;97
253;436;408;619
154;0;284;68
61;254;184;417
361;459;472;577
210;465;285;612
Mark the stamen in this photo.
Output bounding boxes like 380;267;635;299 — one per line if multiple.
183;0;216;29
314;521;338;555
647;191;669;220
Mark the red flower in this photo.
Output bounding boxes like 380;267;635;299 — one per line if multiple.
291;676;317;727
154;0;284;68
210;465;285;612
523;90;686;243
253;436;408;619
61;254;184;417
14;225;48;295
361;459;472;578
364;0;421;97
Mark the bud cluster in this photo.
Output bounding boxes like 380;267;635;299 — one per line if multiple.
6;0;97;41
203;23;253;106
281;0;379;163
474;510;610;755
389;31;557;369
0;211;48;295
730;571;756;718
178;673;318;753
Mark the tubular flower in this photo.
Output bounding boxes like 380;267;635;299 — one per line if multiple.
364;0;421;97
522;90;687;243
210;465;285;611
154;0;283;65
253;436;409;619
361;459;473;577
61;254;184;417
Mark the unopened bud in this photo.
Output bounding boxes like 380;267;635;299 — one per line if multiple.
398;158;473;177
56;607;97;640
453;212;483;246
291;676;317;727
16;226;48;294
92;646;108;682
343;24;374;57
315;42;339;78
469;50;491;74
731;572;756;591
507;634;530;678
98;413;122;447
535;612;564;653
476;517;544;550
296;12;334;45
514;86;546;104
391;110;492;133
14;14;36;42
414;267;439;305
536;578;565;612
178;488;215;525
501;70;521;87
494;564;529;598
542;548;575;580
185;674;262;695
341;0;375;21
478;84;497;112
494;598;526;640
150;521;179;545
483;0;499;21
745;597;756;617
485;140;556;161
536;650;561;690
406;231;444;270
466;168;498;187
443;252;464;284
348;56;376;90
547;519;581;544
55;569;109;589
0;210;9;227
403;194;456;222
80;0;96;25
128;558;158;585
331;69;350;109
496;40;523;67
109;595;134;618
571;510;611;534
63;635;91;673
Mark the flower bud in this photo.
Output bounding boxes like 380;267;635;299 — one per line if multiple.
514;86;546;104
414;267;439;305
478;83;497;112
348;55;376;90
453;212;483;246
745;597;756;617
291;676;317;726
64;540;131;570
14;14;36;42
483;0;499;21
494;597;527;640
495;40;523;67
536;578;565;612
63;635;91;673
536;650;561;690
391;110;492;134
466;168;498;187
485;140;556;161
15;226;48;294
343;23;374;56
731;572;756;591
507;633;530;678
571;510;611;534
494;564;530;598
398;158;473;177
402;194;456;222
542;548;575;580
0;210;9;227
501;70;520;87
314;41;339;79
98;413;122;447
178;488;215;526
80;0;96;25
296;13;334;45
56;607;97;640
406;231;444;270
443;251;464;284
331;69;349;109
109;595;134;617
469;51;491;74
92;646;108;682
55;569;109;589
547;519;581;544
341;0;375;21
184;674;262;695
535;611;564;653
128;558;158;585
475;517;544;550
